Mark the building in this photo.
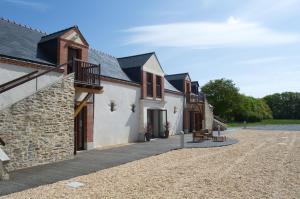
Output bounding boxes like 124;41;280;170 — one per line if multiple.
0;18;213;174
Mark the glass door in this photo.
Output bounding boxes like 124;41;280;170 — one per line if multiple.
159;110;167;137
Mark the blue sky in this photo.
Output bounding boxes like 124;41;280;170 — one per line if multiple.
1;0;299;97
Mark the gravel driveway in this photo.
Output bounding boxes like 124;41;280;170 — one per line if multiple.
2;129;300;199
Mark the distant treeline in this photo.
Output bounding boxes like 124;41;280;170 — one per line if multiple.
264;92;300;119
201;78;299;122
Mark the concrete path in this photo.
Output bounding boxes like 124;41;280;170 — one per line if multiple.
0;135;182;196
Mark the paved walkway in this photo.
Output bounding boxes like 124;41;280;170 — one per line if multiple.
0;133;236;196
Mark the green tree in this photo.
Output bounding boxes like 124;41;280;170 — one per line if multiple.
201;78;273;122
264;92;300;119
201;78;241;121
234;95;272;122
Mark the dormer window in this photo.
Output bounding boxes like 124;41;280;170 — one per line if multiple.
147;73;153;97
156;76;162;98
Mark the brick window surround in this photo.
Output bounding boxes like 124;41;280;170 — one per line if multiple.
146;73;153;97
156;76;162;98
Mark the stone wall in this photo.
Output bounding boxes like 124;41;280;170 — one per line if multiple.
204;98;214;131
0;74;75;171
213;119;227;131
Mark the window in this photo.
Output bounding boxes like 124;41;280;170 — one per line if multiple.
147;73;153;97
156;76;162;98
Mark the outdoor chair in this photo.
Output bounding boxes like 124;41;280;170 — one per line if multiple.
193;129;211;142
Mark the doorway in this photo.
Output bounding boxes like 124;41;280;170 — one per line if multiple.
75;106;87;151
195;112;203;131
67;47;80;74
147;109;167;138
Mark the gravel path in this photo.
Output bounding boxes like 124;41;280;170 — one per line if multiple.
2;130;300;199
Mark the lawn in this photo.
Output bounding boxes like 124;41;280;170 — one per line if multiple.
228;119;300;127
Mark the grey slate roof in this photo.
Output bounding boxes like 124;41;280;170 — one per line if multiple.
0;18;183;91
164;78;181;93
39;26;74;43
88;49;132;82
165;73;189;81
0;18;54;65
198;92;205;101
117;52;154;69
191;81;199;87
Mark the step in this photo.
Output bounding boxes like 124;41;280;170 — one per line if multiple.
0;148;10;180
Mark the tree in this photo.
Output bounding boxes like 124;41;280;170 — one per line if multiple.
201;78;241;121
201;78;273;122
234;95;272;122
264;92;300;119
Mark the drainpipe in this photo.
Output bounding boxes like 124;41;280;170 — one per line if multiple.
183;93;188;134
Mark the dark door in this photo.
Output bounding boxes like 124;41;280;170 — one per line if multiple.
147;109;154;136
75;106;87;151
158;110;167;137
195;112;202;131
67;48;79;74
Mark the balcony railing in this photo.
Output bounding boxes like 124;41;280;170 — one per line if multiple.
187;93;204;103
72;58;101;90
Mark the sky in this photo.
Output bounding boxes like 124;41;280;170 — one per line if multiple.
0;0;299;97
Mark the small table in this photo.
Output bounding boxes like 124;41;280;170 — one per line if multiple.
213;136;226;142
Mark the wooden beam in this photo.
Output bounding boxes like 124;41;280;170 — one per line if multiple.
74;93;92;118
75;86;103;94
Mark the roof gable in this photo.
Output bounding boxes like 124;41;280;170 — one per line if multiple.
117;52;153;69
191;81;199;87
165;73;191;81
40;26;88;46
118;52;165;76
142;53;164;76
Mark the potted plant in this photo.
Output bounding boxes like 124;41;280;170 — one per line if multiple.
164;121;170;138
144;123;152;142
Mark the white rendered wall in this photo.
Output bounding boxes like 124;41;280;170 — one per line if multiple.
139;99;165;134
93;80;140;148
204;99;214;131
164;92;184;135
143;55;164;76
139;93;183;137
0;63;62;109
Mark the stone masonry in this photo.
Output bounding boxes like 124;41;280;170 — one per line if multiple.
0;74;75;172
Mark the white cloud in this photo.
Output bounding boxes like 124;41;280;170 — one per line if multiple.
238;56;290;65
124;16;300;48
239;0;300;21
3;0;48;10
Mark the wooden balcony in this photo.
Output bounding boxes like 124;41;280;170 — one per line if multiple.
187;93;204;104
72;58;103;93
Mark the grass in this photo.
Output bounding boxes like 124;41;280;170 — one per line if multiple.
228;119;300;127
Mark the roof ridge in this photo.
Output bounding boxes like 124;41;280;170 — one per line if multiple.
41;25;76;38
0;17;47;34
90;48;117;59
165;72;189;76
117;52;155;59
